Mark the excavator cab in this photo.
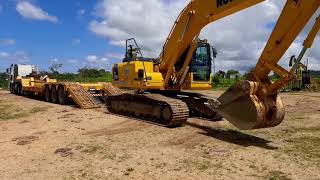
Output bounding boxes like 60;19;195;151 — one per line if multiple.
123;38;144;62
190;40;212;82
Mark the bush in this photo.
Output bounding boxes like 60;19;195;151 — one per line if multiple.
49;68;113;83
0;73;8;89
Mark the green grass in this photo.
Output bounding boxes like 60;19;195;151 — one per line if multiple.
29;107;50;113
0;104;29;120
181;158;215;171
298;126;320;132
268;170;290;180
0;72;8;89
81;144;104;154
55;73;112;83
0;100;50;120
284;137;320;165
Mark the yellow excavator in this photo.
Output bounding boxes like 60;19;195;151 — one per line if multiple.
104;0;320;130
283;15;320;91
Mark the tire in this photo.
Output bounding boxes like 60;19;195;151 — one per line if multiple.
45;86;51;102
17;84;23;96
10;84;14;94
14;83;19;95
58;85;68;105
51;85;58;104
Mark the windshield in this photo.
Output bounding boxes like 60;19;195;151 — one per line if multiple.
190;46;211;81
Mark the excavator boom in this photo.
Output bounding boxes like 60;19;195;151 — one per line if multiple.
108;0;319;130
291;15;320;74
208;0;319;129
159;0;265;87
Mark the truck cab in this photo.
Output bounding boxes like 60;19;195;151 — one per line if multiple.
7;64;37;94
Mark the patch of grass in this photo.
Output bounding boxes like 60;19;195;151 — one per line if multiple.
268;170;290;180
298;126;320;132
116;153;132;162
0;113;28;120
29;106;49;113
284;137;320;165
294;116;305;120
103;152;117;160
181;158;213;171
0;103;27;120
0;103;29;120
81;144;104;154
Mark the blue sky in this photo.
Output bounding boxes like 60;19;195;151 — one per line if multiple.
0;0;123;72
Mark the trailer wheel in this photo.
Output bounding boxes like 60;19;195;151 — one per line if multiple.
51;85;58;104
58;85;68;105
45;85;51;102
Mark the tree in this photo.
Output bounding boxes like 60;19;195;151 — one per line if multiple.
243;67;255;79
49;64;63;75
0;72;9;89
77;68;111;78
226;69;239;79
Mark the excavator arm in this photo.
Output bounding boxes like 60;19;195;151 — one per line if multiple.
254;0;319;93
109;0;319;130
159;0;265;87
157;0;319;129
208;0;319;130
290;15;320;74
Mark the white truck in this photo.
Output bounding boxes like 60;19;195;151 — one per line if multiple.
6;64;38;94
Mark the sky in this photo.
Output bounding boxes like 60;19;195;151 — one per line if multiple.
0;0;319;73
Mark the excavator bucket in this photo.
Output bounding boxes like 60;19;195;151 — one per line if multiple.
207;80;285;130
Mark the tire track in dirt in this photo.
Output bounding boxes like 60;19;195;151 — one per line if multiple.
84;120;150;137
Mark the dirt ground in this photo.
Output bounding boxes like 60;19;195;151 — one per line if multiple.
0;90;319;180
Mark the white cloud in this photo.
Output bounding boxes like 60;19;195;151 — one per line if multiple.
0;51;29;63
78;9;86;16
45;54;113;72
0;39;16;46
89;0;320;72
49;58;59;64
86;55;98;63
105;53;123;60
72;38;81;45
84;55;111;69
16;1;58;23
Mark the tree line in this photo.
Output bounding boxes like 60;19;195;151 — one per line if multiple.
0;68;113;89
1;67;320;90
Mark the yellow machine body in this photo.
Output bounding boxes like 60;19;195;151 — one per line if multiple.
112;61;165;90
112;60;212;90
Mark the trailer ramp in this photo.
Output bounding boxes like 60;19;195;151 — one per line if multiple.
65;83;101;109
101;82;123;96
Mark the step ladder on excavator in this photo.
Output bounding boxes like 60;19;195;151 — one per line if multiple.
64;83;101;109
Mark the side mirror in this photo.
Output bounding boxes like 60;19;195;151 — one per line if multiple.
6;68;10;74
211;47;217;58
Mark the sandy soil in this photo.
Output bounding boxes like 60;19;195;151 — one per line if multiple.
0;90;319;180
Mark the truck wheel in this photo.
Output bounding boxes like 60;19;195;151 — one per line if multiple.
45;86;51;102
10;84;15;94
16;84;20;95
51;85;58;104
58;85;68;105
14;83;19;95
17;84;24;96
